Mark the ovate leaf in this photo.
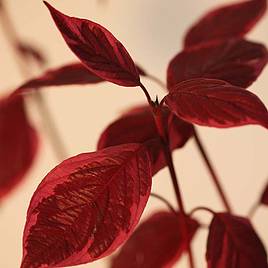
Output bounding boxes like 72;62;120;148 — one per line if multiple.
21;143;152;268
111;211;199;268
206;212;268;268
0;94;38;200
184;0;267;48
167;39;268;89
44;2;140;87
97;105;193;175
165;78;268;128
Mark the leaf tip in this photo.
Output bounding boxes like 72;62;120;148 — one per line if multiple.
43;1;56;14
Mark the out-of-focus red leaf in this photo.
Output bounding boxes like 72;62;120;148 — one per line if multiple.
0;94;38;200
260;182;268;205
167;39;268;89
17;62;147;93
111;211;199;268
165;78;268;128
97;105;193;175
21;143;152;268
184;0;267;48
16;42;47;66
206;212;268;268
17;62;103;93
44;2;140;87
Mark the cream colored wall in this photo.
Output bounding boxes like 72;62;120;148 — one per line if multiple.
0;0;268;267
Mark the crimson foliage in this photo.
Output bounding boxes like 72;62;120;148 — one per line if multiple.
0;0;267;267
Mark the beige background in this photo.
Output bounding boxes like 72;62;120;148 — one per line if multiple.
1;0;268;267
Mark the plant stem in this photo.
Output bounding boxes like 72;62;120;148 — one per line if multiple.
193;128;232;213
146;74;166;90
0;2;67;161
139;82;153;105
153;105;195;268
150;193;177;214
248;202;259;218
189;206;215;218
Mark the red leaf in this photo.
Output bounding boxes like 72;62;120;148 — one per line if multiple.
165;78;268;128
260;182;268;205
0;94;38;200
17;62;103;93
184;0;267;48
167;39;268;89
97;105;193;175
21;143;152;268
17;62;147;94
111;211;199;268
44;2;140;87
206;212;268;268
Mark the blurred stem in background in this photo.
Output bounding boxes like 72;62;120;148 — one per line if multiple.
0;1;68;161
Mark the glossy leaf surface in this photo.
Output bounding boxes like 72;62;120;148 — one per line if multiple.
260;182;268;205
167;39;268;89
21;143;152;268
206;212;268;268
184;0;267;48
165;78;268;128
97;105;193;175
44;2;140;87
0;94;38;200
111;211;199;268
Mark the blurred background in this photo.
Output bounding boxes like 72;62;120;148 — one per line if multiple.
0;0;268;267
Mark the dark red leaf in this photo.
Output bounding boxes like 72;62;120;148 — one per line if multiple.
184;0;267;48
165;78;268;128
0;94;38;200
21;143;152;268
97;105;193;175
260;182;268;205
17;62;147;94
206;212;268;268
111;211;199;268
44;2;140;87
167;39;268;89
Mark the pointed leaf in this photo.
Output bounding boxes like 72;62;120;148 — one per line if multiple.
0;94;38;200
97;105;193;175
206;212;268;268
167;39;268;89
111;211;199;268
21;143;152;268
165;78;268;128
184;0;267;48
260;182;268;205
44;2;140;87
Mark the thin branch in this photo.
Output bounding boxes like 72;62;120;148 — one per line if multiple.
139;82;153;106
0;2;67;161
146;74;167;90
248;202;259;219
153;106;196;268
150;192;177;214
193;128;232;213
189;206;215;218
